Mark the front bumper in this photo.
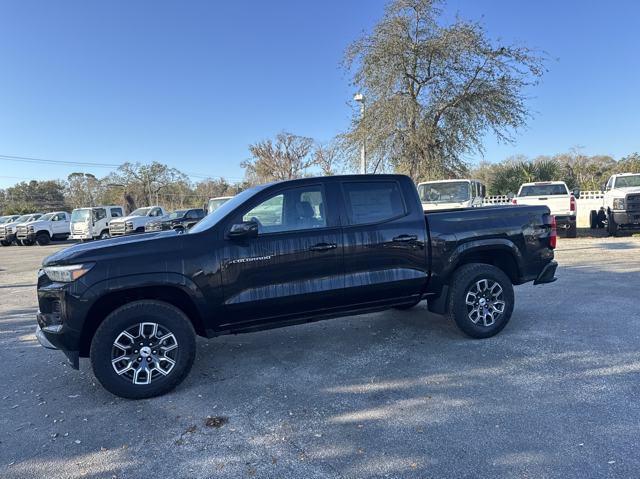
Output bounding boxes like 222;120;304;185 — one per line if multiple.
612;211;640;227
17;232;36;242
35;323;80;369
70;233;92;240
534;261;558;285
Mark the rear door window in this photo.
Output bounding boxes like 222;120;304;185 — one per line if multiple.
342;181;406;225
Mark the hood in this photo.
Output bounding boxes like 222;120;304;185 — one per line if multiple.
110;214;148;223
3;220;26;229
611;186;640;195
42;229;179;267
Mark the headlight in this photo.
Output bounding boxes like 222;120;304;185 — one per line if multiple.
613;198;625;210
6;227;13;234
43;263;95;283
125;221;134;231
27;225;35;232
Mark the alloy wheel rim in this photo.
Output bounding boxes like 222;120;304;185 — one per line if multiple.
465;279;506;327
111;322;178;385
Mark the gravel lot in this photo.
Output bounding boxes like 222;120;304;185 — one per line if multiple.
1;235;639;478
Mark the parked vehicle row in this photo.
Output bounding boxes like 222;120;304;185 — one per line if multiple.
1;213;46;246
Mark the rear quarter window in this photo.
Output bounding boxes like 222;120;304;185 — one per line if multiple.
342;181;406;225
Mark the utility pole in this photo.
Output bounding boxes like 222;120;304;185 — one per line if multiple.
354;93;366;174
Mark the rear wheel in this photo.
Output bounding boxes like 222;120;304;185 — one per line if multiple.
566;222;577;238
36;233;50;246
589;210;598;229
447;263;514;338
90;300;196;399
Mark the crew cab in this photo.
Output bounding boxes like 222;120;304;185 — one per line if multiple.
109;206;166;237
417;179;486;211
513;181;577;238
70;206;125;241
145;208;206;233
16;211;71;246
591;173;640;236
0;213;43;246
35;175;557;399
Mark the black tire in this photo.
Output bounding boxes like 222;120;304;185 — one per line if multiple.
0;240;11;246
589;210;598;229
607;211;619;236
15;239;23;246
90;300;196;399
36;233;50;246
566;222;577;238
99;230;110;240
22;239;34;246
447;263;514;339
597;209;606;228
393;300;421;310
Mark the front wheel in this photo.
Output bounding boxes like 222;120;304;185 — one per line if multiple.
35;233;50;246
607;211;619;236
90;300;196;399
447;263;514;338
0;240;11;246
99;231;110;240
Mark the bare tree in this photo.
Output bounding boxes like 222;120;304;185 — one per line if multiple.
242;132;316;184
314;141;343;176
342;0;546;180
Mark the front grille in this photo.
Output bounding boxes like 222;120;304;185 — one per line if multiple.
0;226;6;239
16;225;28;238
110;222;126;235
627;194;640;213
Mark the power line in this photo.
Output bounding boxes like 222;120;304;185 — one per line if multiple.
0;154;245;182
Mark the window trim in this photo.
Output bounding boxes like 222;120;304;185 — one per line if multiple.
340;179;408;228
229;183;333;237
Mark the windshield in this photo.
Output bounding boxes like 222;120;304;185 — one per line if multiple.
207;197;231;214
12;215;31;223
518;184;568;196
130;207;151;216
39;213;54;221
190;187;263;234
614;175;640;188
418;181;471;203
71;209;91;222
25;214;42;222
168;210;188;220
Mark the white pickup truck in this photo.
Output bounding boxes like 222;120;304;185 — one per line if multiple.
0;213;43;246
15;211;70;245
513;181;577;237
109;206;166;236
592;172;640;236
417;179;486;211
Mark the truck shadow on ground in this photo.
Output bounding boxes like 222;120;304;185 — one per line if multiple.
3;265;640;478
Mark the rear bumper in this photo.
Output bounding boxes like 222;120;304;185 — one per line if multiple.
554;216;576;228
534;261;558;285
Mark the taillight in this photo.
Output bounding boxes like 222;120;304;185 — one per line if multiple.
570;195;576;212
549;215;557;249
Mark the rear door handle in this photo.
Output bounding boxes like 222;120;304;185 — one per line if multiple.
393;234;418;242
309;242;337;252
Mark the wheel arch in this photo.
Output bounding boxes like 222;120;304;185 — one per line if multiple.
447;240;523;285
78;280;209;356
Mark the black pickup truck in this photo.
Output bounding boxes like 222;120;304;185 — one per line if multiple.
36;175;557;398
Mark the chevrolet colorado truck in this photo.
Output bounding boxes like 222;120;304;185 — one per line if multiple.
35;175;558;399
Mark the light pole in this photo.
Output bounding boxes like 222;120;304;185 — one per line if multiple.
354;93;366;174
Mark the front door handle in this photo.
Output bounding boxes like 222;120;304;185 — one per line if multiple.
392;234;418;242
309;242;337;252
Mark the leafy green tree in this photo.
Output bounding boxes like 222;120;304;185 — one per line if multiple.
341;0;546;180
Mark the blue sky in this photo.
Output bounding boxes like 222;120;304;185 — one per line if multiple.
1;0;638;188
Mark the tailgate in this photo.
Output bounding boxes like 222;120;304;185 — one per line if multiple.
516;195;571;216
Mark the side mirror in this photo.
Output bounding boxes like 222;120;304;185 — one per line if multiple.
228;220;258;239
601;184;607;192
